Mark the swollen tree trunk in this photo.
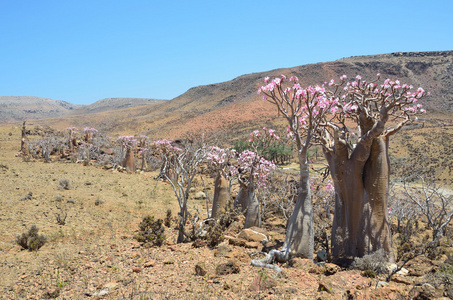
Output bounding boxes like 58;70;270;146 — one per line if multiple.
211;171;230;219
363;136;394;260
244;184;261;228
280;161;314;259
122;147;136;173
328;135;394;262
234;182;248;213
20;121;29;157
251;158;314;269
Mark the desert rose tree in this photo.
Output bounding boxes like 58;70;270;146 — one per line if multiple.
255;74;427;263
254;75;338;261
206;146;238;219
155;139;207;243
318;75;428;261
235;128;278;228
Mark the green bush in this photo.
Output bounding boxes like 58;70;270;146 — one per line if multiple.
16;225;47;251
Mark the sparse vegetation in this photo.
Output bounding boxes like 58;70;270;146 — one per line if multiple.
134;215;166;247
1;56;453;298
16;225;47;251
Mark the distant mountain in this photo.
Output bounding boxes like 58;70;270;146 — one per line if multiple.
0;96;166;123
0;96;79;122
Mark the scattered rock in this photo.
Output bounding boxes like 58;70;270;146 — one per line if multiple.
192;239;207;248
249;274;277;292
195;262;207;276
316;250;328;262
216;260;240;275
41;288;60;299
194;191;206;199
318;271;370;295
376;281;389;288
20;192;33;201
391;274;413;285
214;244;231;257
237;228;268;243
132;267;141;273
144;260;155;268
89;288;109;297
409;283;444;299
324;263;341;275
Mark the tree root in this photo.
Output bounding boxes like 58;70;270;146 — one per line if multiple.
251;249;290;277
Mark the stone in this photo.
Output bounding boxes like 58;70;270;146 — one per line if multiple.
376;281;389;288
316;250;328;262
215;260;240;275
409;283;444;299
237;228;268;243
194;191;206;199
214;244;231;257
324;263;341;275
391;274;413;285
318;271;370;295
195;263;207;276
249;274;277;292
144;260;155;268
132;267;141;273
192;239;207;248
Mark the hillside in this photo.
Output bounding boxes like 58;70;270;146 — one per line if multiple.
25;50;452;139
71;98;166;115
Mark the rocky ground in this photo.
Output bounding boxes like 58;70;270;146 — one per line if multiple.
1;124;453;300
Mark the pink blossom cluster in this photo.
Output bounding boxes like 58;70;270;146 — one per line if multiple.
258;75;340;130
206;146;238;177
153;139;182;152
248;127;280;143
334;74;428;117
116;136;137;147
83;127;98;134
237;150;276;188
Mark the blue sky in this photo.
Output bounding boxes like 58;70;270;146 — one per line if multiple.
1;0;452;105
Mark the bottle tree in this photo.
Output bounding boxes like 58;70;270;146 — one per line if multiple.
256;74;427;263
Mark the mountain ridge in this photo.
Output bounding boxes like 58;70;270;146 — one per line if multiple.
3;50;452;137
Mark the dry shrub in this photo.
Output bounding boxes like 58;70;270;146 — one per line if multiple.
351;249;389;275
134;216;166;247
16;225;47;251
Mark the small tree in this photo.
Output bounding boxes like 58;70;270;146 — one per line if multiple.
254;75;338;261
206;146;237;219
117;136;137;172
235;149;276;228
404;176;453;242
158;139;207;243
